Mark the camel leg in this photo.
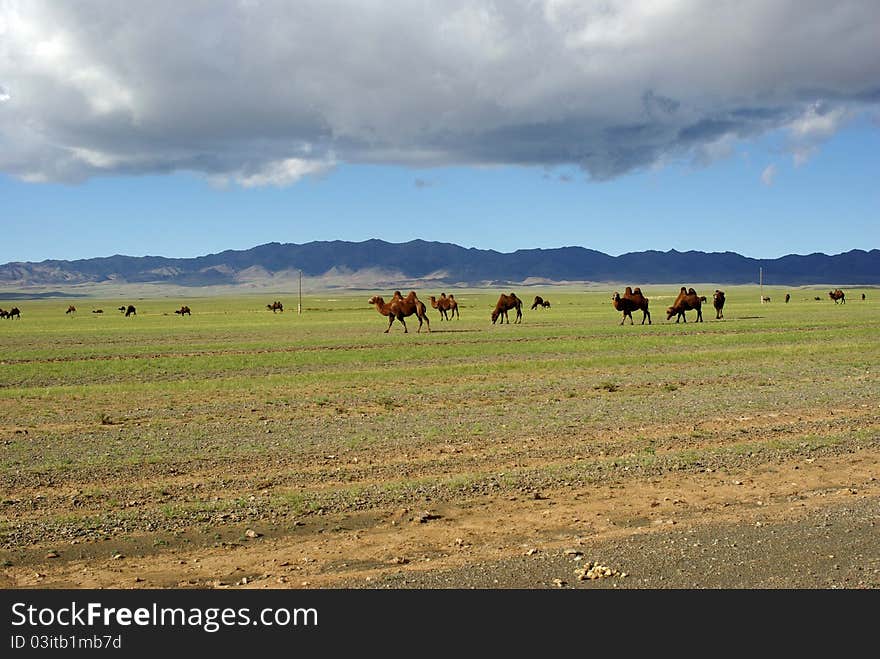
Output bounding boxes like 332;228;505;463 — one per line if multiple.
400;316;408;333
385;315;394;333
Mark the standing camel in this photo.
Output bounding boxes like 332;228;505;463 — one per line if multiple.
491;293;523;324
368;292;431;333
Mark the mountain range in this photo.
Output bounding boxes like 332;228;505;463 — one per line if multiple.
1;240;878;289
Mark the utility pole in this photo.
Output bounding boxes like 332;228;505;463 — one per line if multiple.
298;269;302;315
759;267;763;303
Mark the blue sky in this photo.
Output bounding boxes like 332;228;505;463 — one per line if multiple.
1;2;878;264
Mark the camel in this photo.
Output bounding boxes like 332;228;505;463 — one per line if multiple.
119;305;136;317
611;287;651;325
267;301;284;313
92;309;104;314
174;305;192;316
491;293;523;324
829;289;845;304
785;293;790;303
712;290;725;319
5;307;21;320
66;305;76;314
368;292;431;333
531;296;550;310
430;293;459;320
666;287;703;323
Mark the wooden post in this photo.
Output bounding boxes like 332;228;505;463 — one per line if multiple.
760;267;763;303
298;269;302;315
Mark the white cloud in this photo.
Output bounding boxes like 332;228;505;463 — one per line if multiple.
217;158;335;188
0;1;878;185
787;104;851;166
761;164;777;186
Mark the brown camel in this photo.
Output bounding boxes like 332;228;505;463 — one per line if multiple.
66;305;76;314
828;289;845;304
531;296;551;310
267;301;284;313
491;293;522;324
174;305;192;316
368;292;431;333
712;290;725;319
666;287;703;323
611;287;651;325
430;293;459;320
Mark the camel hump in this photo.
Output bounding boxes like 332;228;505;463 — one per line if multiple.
624;287;633;295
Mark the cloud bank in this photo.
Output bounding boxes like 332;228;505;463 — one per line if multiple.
1;0;878;185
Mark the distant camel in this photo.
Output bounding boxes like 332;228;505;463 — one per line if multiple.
368;292;431;333
92;309;104;314
491;293;523;324
430;293;459;320
784;293;790;303
5;307;21;320
611;287;651;325
761;296;771;303
862;293;866;301
531;296;551;310
66;305;76;314
267;301;284;313
174;305;192;316
119;305;136;317
828;289;845;304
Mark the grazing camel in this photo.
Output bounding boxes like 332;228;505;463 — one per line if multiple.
611;287;651;325
430;293;459;320
368;292;431;333
119;305;136;317
92;309;104;314
666;287;703;323
5;307;21;320
491;293;523;324
712;290;725;319
174;305;192;316
761;296;771;303
531;296;551;310
66;305;76;314
267;301;284;313
828;289;845;304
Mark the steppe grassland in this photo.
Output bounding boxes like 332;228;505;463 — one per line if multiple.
1;286;878;561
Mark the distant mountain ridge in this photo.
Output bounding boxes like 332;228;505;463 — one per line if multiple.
1;240;878;287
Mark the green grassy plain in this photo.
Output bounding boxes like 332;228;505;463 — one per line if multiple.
1;285;878;571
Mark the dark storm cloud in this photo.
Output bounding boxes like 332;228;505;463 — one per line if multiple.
1;0;878;185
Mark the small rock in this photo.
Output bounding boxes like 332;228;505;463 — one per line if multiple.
45;551;59;559
525;548;539;556
245;529;261;538
552;578;566;587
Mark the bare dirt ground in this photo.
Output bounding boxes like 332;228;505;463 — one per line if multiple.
3;425;877;590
